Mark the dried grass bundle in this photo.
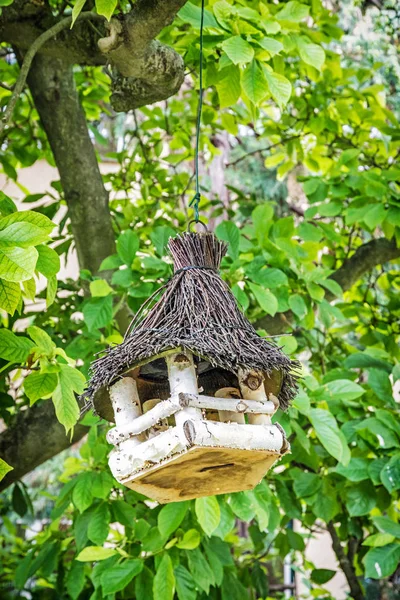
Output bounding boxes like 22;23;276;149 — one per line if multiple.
85;231;300;409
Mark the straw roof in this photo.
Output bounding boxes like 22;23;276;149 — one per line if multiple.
84;231;300;410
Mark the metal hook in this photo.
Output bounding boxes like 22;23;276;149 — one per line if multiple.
187;219;209;232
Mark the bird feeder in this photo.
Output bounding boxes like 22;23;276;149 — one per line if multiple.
85;230;299;503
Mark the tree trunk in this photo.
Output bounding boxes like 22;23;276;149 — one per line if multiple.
26;54;116;274
327;521;365;600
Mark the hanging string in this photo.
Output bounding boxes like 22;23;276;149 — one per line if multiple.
188;0;205;223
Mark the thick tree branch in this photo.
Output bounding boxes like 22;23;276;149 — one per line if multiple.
98;0;187;110
256;237;400;334
0;401;88;492
27;55;116;274
0;0;187;114
327;521;365;600
0;12;104;137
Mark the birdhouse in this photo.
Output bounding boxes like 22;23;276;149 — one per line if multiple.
85;231;299;503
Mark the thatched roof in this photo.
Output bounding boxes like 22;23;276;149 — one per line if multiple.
84;231;300;413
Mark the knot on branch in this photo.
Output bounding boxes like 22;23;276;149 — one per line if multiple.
109;41;185;111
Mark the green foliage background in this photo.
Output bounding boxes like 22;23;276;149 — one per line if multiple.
0;0;400;598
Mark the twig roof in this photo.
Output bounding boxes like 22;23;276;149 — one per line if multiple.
85;231;300;410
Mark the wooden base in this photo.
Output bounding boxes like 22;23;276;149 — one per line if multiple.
121;445;282;503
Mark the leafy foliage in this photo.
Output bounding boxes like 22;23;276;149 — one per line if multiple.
0;0;400;598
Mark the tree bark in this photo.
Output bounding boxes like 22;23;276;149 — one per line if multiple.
327;521;365;600
0;401;87;492
26;54;116;274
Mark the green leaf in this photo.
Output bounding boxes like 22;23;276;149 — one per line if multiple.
83;295;113;332
289;294;307;318
73;473;94;513
252;203;274;245
217;66;241;108
195;496;221;536
46;275;57;307
0;458;13;482
309;408;350;464
158;501;189;538
0;279;21;315
88;503;110;545
102;559;143;594
175;565;197;600
71;0;87;27
241;60;269;105
380;454;400;493
187;548;215;593
335;458;370;482
0;222;51;249
364;204;387;229
221;36;254;65
356;418;399;448
95;0;117;20
344;352;392;373
178;1;219;28
363;533;395;547
0;329;34;362
345;481;377;516
310;569;336;584
27;325;55;353
248;283;278;316
297;37;325;71
368;368;393;402
252;268;288;288
373;516;400;538
216;221;240;259
111;499;136;527
135;566;154;600
66;561;85;600
0;246;38;282
0;210;54;234
23;277;36;301
324;379;365;401
363;544;400;579
263;69;292;108
229;490;256;521
90;279;113;298
76;546;117;562
153;555;175;600
99;254;123;271
91;472;114;500
150;226;176;257
52;365;85;433
116;230;139;266
24;372;57;405
36;245;61;277
0;191;17;214
293;471;321;498
176;529;201;549
258;37;283;56
276;1;310;22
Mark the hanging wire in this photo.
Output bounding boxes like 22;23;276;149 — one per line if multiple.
188;0;205;223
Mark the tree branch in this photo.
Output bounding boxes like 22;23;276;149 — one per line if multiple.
0;401;88;492
98;0;187;110
256;237;400;334
0;0;187;116
327;521;365;600
0;12;105;137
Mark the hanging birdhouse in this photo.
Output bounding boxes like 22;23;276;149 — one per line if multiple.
85;230;299;503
